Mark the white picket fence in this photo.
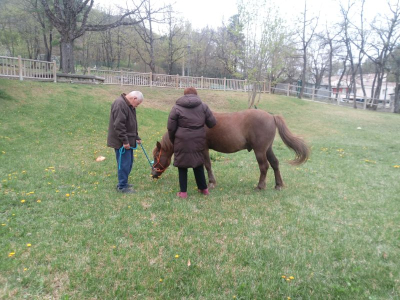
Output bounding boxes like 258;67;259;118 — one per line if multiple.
87;68;253;92
0;56;56;82
0;55;393;111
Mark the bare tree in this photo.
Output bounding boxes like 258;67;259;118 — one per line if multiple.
128;0;167;74
213;14;245;78
297;0;319;99
40;0;145;73
363;0;400;109
162;6;186;75
188;27;216;77
389;46;400;113
24;0;54;61
309;37;329;89
317;22;343;92
237;0;290;107
340;0;360;109
334;54;349;102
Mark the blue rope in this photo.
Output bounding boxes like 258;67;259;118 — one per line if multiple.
118;144;137;170
140;143;154;168
118;142;154;170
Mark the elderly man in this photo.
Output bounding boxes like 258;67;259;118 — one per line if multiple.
107;91;144;194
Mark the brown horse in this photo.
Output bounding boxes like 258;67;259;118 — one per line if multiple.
151;109;310;190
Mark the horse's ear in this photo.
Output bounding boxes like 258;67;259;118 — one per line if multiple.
156;141;161;150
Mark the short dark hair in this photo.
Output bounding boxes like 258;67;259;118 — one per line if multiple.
184;87;197;95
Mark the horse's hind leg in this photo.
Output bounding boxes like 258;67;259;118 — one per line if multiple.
255;150;269;190
267;147;284;190
203;149;216;189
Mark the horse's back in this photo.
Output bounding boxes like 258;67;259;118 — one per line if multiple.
206;109;276;153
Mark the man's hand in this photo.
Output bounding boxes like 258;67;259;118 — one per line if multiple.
136;140;142;144
123;143;130;149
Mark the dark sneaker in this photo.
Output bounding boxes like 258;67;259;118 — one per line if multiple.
117;187;136;194
116;184;133;189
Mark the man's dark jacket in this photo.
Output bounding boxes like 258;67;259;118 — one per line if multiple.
167;94;216;168
107;93;140;149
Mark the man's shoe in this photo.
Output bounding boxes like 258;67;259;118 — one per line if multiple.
117;184;133;188
117;187;136;194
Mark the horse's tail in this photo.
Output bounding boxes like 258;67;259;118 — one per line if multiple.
273;115;310;165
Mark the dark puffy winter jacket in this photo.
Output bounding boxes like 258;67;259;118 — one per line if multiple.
167;94;216;168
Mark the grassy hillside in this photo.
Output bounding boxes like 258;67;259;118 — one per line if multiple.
1;78;399;299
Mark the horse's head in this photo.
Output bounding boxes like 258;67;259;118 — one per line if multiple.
151;141;172;179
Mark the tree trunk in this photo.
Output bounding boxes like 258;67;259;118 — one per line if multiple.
335;56;348;103
43;30;53;62
371;69;384;110
299;51;306;99
328;41;333;91
394;82;400;113
60;39;75;73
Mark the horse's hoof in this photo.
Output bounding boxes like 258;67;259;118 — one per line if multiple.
255;186;265;191
208;183;216;189
275;185;283;191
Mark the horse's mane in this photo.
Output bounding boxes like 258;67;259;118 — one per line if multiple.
160;132;173;154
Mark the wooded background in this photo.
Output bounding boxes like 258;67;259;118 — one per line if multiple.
0;0;399;112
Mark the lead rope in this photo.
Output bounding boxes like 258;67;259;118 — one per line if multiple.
118;144;137;170
118;142;155;170
140;143;154;168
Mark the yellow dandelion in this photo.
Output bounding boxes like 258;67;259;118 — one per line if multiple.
286;278;290;281
289;276;294;280
21;199;26;203
8;252;15;257
112;245;116;249
66;194;70;197
23;268;28;271
1;224;6;226
37;200;41;203
281;275;286;279
26;243;31;247
394;165;400;168
175;254;179;258
159;278;163;282
288;297;291;300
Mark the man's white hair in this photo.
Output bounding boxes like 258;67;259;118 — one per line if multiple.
128;91;144;101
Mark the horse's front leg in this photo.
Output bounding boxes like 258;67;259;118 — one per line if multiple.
255;150;269;190
203;149;216;189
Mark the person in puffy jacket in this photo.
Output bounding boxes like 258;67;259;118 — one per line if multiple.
167;87;217;198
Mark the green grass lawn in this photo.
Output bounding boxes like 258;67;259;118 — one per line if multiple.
1;78;400;299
